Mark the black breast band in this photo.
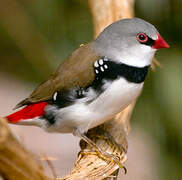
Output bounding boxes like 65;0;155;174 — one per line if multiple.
93;57;149;84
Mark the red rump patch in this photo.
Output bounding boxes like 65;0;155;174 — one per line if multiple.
6;102;48;123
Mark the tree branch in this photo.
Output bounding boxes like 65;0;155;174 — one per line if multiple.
0;117;50;180
62;0;135;179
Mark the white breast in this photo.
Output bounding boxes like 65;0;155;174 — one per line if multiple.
88;78;143;128
48;78;143;134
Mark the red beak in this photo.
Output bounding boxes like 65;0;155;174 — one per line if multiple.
153;33;170;49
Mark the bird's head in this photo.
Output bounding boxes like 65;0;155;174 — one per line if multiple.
94;18;169;67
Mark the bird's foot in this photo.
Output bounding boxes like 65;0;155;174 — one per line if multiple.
74;128;126;173
79;149;127;173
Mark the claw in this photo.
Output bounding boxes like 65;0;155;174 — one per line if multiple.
74;129;127;173
79;149;127;173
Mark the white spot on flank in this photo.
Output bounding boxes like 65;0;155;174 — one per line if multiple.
78;90;83;96
94;61;99;67
100;66;104;72
95;69;99;74
103;57;108;61
99;59;104;65
53;92;58;101
104;64;108;69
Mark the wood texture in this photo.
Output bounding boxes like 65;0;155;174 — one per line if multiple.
89;0;134;38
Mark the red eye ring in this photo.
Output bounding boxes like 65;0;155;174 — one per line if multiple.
137;33;148;43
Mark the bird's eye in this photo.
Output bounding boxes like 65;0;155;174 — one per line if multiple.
137;33;148;43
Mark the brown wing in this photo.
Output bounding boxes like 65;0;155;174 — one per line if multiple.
15;43;99;108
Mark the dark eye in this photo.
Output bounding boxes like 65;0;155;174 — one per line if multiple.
137;33;148;43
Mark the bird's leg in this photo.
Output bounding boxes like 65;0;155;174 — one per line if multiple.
74;128;126;172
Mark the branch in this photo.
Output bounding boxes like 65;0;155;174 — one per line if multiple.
62;0;135;179
0;117;50;180
89;0;134;38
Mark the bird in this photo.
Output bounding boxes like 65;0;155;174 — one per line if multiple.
5;18;169;168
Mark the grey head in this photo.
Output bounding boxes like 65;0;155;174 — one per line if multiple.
93;18;159;67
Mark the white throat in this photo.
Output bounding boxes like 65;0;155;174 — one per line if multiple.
95;43;156;68
114;45;156;67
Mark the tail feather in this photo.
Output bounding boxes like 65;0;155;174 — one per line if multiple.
6;102;48;123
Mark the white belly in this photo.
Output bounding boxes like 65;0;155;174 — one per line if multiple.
88;78;143;128
48;78;143;133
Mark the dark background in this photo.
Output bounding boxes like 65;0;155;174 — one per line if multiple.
0;0;181;179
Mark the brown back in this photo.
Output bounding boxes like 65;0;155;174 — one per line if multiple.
16;43;99;108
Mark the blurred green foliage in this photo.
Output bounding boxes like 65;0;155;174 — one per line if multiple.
0;0;182;179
